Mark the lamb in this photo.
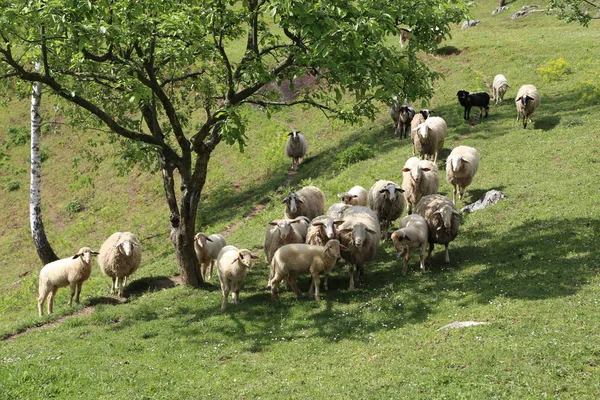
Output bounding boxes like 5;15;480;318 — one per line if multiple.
337;206;381;289
412;116;447;162
446;146;480;204
38;247;98;316
337;185;368;206
263;217;308;287
401;157;440;214
492;74;510;106
367;180;405;240
97;231;142;297
217;245;259;310
415;194;461;264
456;90;490;120
515;84;541;129
285;130;307;171
391;214;429;275
389;96;415;138
282;185;325;220
305;215;345;290
193;232;226;281
270;240;349;301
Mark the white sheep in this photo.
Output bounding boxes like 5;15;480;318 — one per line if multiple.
327;202;352;220
305;215;345;290
401;157;440;214
492;74;510;106
285;130;308;170
415;194;461;264
282;185;325;220
446;146;480;204
270;240;349;301
367;180;405;241
515;84;541;129
391;214;429;275
193;232;226;281
338;206;381;289
263;217;308;288
98;231;142;297
217;245;259;310
337;185;368;206
412;116;447;162
38;247;98;316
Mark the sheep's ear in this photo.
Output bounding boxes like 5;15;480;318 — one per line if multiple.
516;97;523;103
268;220;279;226
366;228;377;234
421;168;431;172
351;194;358;198
287;131;294;136
281;196;289;204
452;210;461;216
336;193;343;198
395;187;405;193
311;221;324;227
526;95;534;101
296;197;304;203
114;241;122;248
206;237;213;242
91;251;100;255
334;220;345;226
460;156;470;164
401;167;411;172
339;228;352;233
72;254;81;259
379;188;388;194
403;234;412;242
339;244;350;252
250;254;260;260
231;257;239;264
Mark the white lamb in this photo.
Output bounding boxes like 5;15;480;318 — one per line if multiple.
282;185;325;220
38;247;98;316
367;180;405;241
97;231;142;297
263;217;308;288
337;185;368;206
412;116;447;162
446;146;480;204
285;130;308;171
492;74;510;106
391;215;429;275
401;157;440;214
193;232;226;281
515;84;541;129
217;245;259;311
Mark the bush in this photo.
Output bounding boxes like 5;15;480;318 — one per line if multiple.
5;180;20;191
333;143;375;170
537;58;572;81
65;200;82;215
6;126;28;147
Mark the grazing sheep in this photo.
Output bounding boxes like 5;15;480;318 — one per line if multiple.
337;185;368;206
515;84;541;129
401;157;440;214
282;185;325;220
338;206;381;289
327;202;352;220
457;90;490;120
412;116;447;162
391;214;429;275
367;180;405;240
98;231;142;297
38;247;98;316
193;232;226;281
492;74;510;106
446;146;480;204
270;240;349;301
285;130;308;171
415;194;461;264
217;245;259;310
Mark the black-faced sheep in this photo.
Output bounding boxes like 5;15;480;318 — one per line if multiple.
457;90;490;120
367;180;405;241
401;157;440;214
282;185;325;220
98;231;142;297
337;185;368;206
38;247;98;316
412;116;447;162
515;84;541;129
217;245;259;310
446;146;480;204
493;74;510;106
415;194;461;264
390;97;416;139
391;214;429;275
285;130;308;171
193;232;226;281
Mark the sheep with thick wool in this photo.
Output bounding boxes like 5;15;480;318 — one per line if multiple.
327;202;352;220
217;245;259;310
38;247;98;316
492;74;510;106
282;185;325;220
367;180;405;240
391;215;429;275
337;185;368;206
401;157;440;214
410;110;433;155
412;116;447;162
264;217;309;288
270;240;349;301
285;130;308;170
415;194;461;264
98;231;142;297
193;232;226;281
515;84;541;129
446;146;480;204
306;215;345;290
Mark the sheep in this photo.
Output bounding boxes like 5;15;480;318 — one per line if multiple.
282;185;325;220
515;84;541;129
412;116;447;162
492;74;510;106
337;185;368;206
217;245;259;310
415;194;461;264
263;217;308;288
367;180;405;240
270;240;349;301
456;90;490;120
401;157;440;214
193;232;226;281
446;146;480;204
389;96;416;139
409;110;433;155
327;202;352;220
285;130;308;171
391;214;429;275
98;231;142;297
305;215;345;290
38;247;98;316
337;206;381;289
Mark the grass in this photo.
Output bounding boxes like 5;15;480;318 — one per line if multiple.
1;0;600;398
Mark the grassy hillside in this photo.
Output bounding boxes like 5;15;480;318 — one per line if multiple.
1;1;600;398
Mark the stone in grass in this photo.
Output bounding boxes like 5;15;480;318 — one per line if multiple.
461;190;506;214
436;321;490;331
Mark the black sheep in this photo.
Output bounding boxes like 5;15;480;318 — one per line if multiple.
456;90;490;120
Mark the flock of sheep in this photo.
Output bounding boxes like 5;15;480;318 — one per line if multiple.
36;74;540;314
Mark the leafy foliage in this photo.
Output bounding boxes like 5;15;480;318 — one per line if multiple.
548;0;600;26
537;58;572;81
333;143;375;170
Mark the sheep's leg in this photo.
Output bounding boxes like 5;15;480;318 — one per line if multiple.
452;185;457;204
287;271;303;298
459;186;465;200
270;271;284;301
38;290;48;317
444;244;450;263
48;287;58;314
348;264;355;290
232;283;240;305
402;247;411;275
208;261;214;280
323;273;329;291
221;283;230;311
311;273;321;301
201;263;207;280
68;282;77;306
419;244;427;273
75;282;83;304
110;277;116;295
426;242;435;261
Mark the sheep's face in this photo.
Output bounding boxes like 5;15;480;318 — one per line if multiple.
194;233;211;248
236;250;258;268
417;123;429;139
117;240;134;256
270;220;292;238
420;109;432;119
457;90;470;103
434;207;458;230
288;131;302;142
517;95;534;107
74;247;98;264
450;156;466;173
341;223;375;247
379;183;403;202
282;193;302;214
337;193;356;204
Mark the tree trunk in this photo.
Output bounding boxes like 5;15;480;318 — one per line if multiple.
30;64;58;265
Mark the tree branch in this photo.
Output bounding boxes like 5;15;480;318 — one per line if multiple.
230;53;295;104
161;70;206;87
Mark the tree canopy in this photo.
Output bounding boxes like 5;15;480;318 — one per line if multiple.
549;0;600;26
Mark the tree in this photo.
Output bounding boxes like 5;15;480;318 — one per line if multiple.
0;0;469;286
549;0;600;25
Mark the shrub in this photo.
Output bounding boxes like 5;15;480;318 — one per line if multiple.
537;58;572;81
6;126;28;147
65;200;82;215
5;180;20;191
333;143;375;170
